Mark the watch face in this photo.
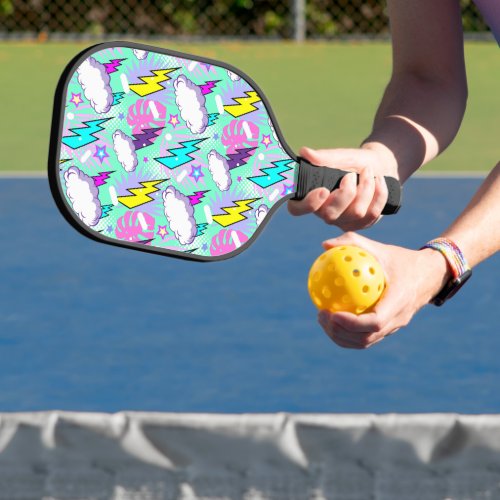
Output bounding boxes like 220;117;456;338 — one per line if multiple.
432;269;472;306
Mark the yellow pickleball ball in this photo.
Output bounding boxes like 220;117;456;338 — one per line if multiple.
308;245;385;314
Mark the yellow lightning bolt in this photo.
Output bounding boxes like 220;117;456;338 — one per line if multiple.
223;91;261;118
212;198;260;227
129;68;178;97
117;179;167;209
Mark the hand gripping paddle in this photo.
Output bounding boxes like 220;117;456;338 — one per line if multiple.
49;41;401;261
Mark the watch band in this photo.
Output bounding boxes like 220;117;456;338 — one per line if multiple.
421;238;472;306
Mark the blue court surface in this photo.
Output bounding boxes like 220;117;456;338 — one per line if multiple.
0;176;499;413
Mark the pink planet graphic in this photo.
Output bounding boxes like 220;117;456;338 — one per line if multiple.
115;211;155;243
127;99;166;135
210;229;249;256
221;119;259;155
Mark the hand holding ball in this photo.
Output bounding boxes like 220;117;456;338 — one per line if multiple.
308;245;385;314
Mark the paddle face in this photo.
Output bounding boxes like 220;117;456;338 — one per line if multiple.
49;41;298;261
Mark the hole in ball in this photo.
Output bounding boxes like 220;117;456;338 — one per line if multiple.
352;269;360;277
359;251;366;257
369;267;376;275
344;256;352;262
362;285;369;293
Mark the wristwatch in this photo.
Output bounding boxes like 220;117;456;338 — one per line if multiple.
421;238;472;306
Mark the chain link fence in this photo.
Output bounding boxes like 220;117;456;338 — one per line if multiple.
0;0;491;40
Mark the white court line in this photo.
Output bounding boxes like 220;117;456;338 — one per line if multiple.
413;171;487;178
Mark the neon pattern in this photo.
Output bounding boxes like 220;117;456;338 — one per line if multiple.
55;44;298;260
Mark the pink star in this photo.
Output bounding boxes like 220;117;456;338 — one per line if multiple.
157;225;169;240
261;135;272;148
168;114;179;128
70;93;83;107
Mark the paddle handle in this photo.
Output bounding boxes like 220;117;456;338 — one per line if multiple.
293;158;402;215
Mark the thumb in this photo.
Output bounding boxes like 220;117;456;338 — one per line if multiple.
322;231;369;250
299;147;365;170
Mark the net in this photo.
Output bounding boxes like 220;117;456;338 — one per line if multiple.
1;412;500;499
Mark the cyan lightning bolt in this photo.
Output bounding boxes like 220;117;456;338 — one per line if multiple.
104;58;126;74
226;147;256;170
129;68;179;97
92;171;114;187
196;223;208;236
100;204;113;218
132;127;164;150
212;198;260;227
188;190;209;206
112;92;125;106
199;80;220;95
223;91;261;118
248;159;294;188
117;179;167;209
62;118;112;149
155;138;207;170
207;113;219;127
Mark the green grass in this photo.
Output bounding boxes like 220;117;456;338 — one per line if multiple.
1;40;497;172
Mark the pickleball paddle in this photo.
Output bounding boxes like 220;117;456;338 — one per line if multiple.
49;41;401;261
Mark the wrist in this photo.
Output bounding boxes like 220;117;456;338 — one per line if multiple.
417;248;453;304
361;141;399;178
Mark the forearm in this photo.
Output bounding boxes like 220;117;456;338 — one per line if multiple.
441;162;500;267
418;162;500;303
362;72;467;183
361;0;467;183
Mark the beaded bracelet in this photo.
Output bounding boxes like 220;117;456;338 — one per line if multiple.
420;238;472;306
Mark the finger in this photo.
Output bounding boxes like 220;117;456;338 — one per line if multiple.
362;174;389;224
315;172;358;224
299;146;368;171
331;317;391;349
319;311;370;349
329;311;385;335
288;187;330;216
343;165;376;221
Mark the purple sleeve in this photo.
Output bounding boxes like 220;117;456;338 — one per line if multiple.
473;0;500;45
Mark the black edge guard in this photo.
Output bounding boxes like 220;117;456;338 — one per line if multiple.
292;158;402;215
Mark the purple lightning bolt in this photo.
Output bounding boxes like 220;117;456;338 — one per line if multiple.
104;59;126;74
199;80;220;95
188;190;209;206
132;127;164;150
226;147;256;170
92;171;114;187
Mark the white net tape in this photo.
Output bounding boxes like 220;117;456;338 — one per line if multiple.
0;412;500;499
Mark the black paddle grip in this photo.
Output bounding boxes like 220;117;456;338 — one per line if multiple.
293;158;402;215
